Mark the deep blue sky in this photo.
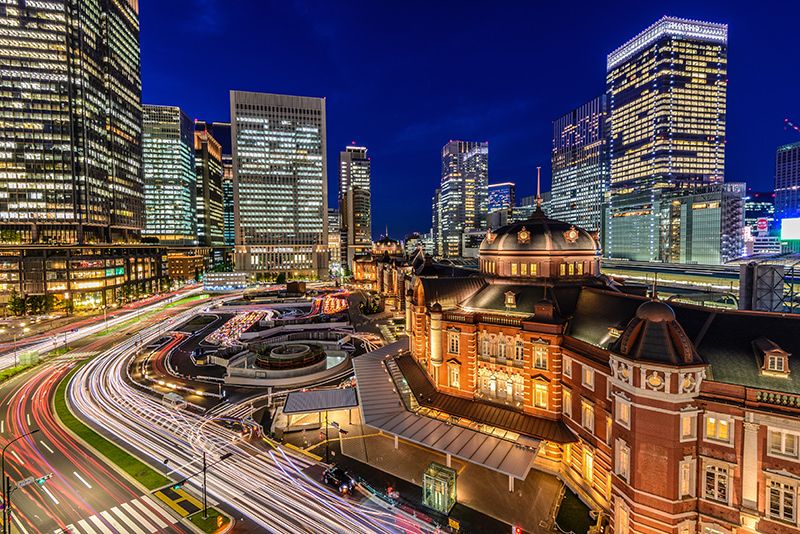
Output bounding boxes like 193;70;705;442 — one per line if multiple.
141;0;800;240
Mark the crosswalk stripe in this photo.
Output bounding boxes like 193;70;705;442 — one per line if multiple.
76;518;100;534
88;516;113;534
13;516;30;534
99;510;128;533
121;502;158;532
110;506;146;534
130;497;170;529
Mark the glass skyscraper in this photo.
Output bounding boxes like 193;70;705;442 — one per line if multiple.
194;130;225;247
605;17;728;262
338;146;372;269
487;182;516;213
551;95;609;233
142;105;197;245
230;91;328;277
437;140;488;257
194;121;234;246
775;142;800;221
0;0;144;245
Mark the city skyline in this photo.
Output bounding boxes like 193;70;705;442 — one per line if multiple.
142;1;800;239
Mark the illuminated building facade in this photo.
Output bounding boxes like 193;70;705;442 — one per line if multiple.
488;182;516;213
437;141;489;257
397;209;800;533
0;0;144;245
142;105;197;245
195;121;235;246
551;95;609;233
339;146;372;269
432;188;442;256
605;17;728;262
327;208;342;271
194;130;225;247
775;142;800;221
230;91;328;278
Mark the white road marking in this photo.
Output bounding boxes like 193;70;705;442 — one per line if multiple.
76;518;100;534
130;497;169;528
121;501;158;531
74;470;92;489
13;515;30;534
26;413;30;425
1;420;4;433
42;485;59;504
39;440;54;454
99;510;127;534
11;450;23;464
110;506;146;534
88;515;114;534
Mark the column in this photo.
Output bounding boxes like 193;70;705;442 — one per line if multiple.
508;475;514;492
446;454;451;468
741;416;759;511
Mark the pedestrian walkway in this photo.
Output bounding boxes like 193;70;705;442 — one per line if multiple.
154;486;203;517
53;495;177;534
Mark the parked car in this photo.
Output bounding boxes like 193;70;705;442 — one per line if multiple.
322;466;356;495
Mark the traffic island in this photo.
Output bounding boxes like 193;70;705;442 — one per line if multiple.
188;508;233;533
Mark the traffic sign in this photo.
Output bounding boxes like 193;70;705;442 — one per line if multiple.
15;477;34;489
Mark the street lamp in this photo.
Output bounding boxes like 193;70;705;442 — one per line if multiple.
1;428;39;534
165;451;233;520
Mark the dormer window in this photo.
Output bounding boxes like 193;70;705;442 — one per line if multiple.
754;337;790;377
504;291;516;309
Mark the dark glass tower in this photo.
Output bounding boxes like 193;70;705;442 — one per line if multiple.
0;0;144;245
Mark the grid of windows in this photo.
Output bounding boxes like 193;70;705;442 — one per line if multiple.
768;480;796;523
704;465;729;504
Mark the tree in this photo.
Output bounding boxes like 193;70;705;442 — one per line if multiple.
275;272;287;284
7;289;26;316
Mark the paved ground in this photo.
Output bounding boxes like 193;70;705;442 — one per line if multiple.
334;420;562;533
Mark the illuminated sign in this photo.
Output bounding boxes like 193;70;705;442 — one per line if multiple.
756;218;768;232
781;218;800;240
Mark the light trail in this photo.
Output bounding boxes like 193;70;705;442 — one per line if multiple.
68;303;439;533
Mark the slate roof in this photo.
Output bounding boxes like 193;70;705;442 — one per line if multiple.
418;277;486;310
396;355;576;444
283;388;358;414
480;209;599;253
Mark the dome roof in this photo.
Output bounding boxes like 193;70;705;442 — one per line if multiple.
636;300;676;322
480;210;599;254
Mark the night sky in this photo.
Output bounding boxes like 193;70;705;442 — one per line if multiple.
141;0;800;240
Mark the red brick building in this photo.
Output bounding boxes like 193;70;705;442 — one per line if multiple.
402;209;800;533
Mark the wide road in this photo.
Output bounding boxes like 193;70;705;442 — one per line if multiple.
0;292;223;533
69;299;439;533
0;359;191;534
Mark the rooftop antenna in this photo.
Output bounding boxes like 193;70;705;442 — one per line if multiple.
536;166;542;211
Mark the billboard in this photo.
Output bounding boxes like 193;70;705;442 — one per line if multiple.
781;217;800;240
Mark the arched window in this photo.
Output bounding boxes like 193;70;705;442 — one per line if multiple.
481;337;490;357
498;339;507;359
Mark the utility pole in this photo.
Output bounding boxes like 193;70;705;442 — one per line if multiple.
202;451;208;519
1;429;39;533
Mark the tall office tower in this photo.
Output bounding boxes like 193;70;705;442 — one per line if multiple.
230;91;328;278
775;142;800;221
327;208;342;271
194;130;225;247
487;182;516;213
431;188;442;256
605;17;728;261
0;0;144;245
551;95;609;233
195;121;234;246
142;105;197;245
438;141;489;257
338;146;372;268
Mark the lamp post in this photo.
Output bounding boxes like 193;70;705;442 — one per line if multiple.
165;451;232;520
2;429;39;534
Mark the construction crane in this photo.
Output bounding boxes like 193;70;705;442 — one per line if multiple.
784;118;800;135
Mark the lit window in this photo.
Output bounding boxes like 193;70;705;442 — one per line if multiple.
533;344;548;369
616;439;630;481
679;459;695;497
581;400;594;433
481;338;490;356
449;366;460;388
568;263;575;276
531;263;538;276
584;448;594;484
577;262;584;275
680;413;697;441
511;263;518;276
563;388;572;418
563;355;573;378
704;465;729;504
769;479;796;523
534;383;548;409
504;291;516;308
705;415;732;444
768;354;786;372
498;341;507;359
582;366;595;390
615;397;631;428
448;332;459;354
559;264;566;276
520;263;528;276
515;340;524;361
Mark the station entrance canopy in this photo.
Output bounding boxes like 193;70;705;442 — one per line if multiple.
283;388;358;415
